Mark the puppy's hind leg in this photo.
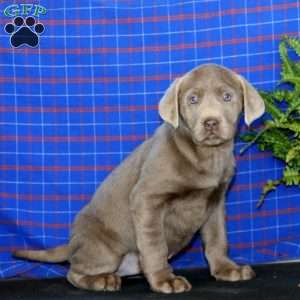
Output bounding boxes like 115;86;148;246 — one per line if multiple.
67;242;124;292
67;216;126;291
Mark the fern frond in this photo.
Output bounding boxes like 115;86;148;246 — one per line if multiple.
260;92;285;121
241;36;300;207
257;179;282;208
286;143;300;163
283;167;300;185
279;39;294;78
285;36;300;57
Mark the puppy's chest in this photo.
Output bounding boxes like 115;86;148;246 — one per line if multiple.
167;152;234;223
165;188;216;244
192;151;234;189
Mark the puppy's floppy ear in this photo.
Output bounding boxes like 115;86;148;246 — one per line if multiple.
238;75;265;126
158;77;182;128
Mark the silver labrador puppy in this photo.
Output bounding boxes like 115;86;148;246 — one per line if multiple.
14;64;265;294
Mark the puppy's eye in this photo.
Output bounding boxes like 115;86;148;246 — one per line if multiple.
223;92;232;102
188;95;198;104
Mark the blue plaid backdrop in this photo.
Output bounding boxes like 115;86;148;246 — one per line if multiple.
1;0;300;279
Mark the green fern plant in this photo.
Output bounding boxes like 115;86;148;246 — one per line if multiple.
240;36;300;208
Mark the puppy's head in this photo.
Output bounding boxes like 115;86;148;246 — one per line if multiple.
159;64;265;146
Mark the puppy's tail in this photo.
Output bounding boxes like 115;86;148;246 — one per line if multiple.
13;244;69;263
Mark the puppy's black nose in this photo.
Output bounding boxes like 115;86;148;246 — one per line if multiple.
204;118;219;130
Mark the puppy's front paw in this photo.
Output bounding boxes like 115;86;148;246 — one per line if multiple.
213;264;255;282
151;275;192;294
147;268;192;294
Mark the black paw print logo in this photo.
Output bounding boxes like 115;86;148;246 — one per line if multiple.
4;16;44;48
